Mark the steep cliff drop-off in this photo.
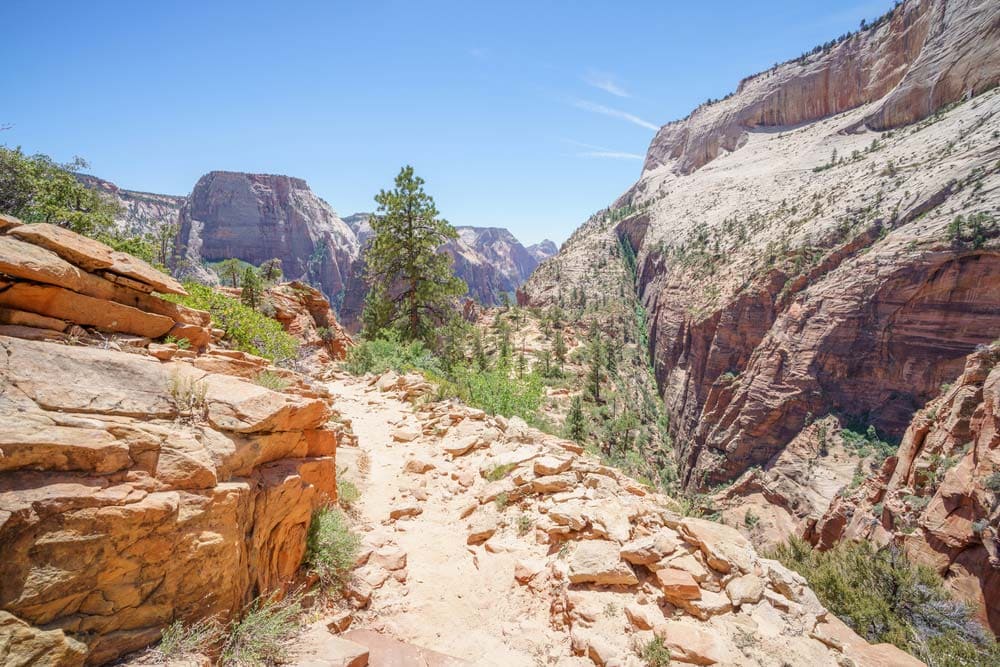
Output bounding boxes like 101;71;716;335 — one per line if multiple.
525;0;1000;487
810;342;1000;634
0;217;349;665
523;0;1000;633
173;171;359;304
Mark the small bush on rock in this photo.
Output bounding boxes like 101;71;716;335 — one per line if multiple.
254;370;289;391
165;283;298;364
638;636;671;666
149;617;221;662
304;506;360;590
221;591;302;666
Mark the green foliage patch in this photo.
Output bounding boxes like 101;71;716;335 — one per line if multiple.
164;282;298;363
770;537;999;666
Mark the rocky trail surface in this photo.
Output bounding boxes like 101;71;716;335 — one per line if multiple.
292;373;922;667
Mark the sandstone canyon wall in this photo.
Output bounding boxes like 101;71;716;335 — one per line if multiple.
810;342;1000;633
525;0;1000;487
173;171;360;303
523;0;1000;632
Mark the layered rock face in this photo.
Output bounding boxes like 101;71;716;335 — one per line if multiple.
0;222;346;665
643;0;1000;176
260;281;353;372
810;343;1000;633
525;0;1000;490
173;171;359;303
523;0;1000;633
76;175;185;238
0;217;211;348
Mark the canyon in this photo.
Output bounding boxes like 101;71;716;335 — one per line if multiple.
0;221;912;666
523;0;1000;633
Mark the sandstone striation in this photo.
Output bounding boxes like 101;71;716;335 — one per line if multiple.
0;227;348;665
525;0;1000;491
810;342;1000;633
643;0;1000;176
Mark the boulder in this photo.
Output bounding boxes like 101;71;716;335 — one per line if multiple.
678;518;756;574
655;567;702;601
0;611;87;667
566;540;638;585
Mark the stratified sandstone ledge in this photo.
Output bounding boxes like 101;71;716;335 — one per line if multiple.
0;223;348;665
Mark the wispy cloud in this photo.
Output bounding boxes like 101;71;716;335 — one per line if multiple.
562;139;643;160
583;70;630;98
467;47;489;60
572;99;659;131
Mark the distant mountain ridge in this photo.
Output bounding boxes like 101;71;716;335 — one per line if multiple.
82;174;556;324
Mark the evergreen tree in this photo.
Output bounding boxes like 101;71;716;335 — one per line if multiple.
217;258;244;288
240;266;264;309
473;329;488;370
586;333;604;403
565;396;586;442
538;348;552;377
553;330;567;371
362;166;466;345
498;321;512;360
259;258;283;284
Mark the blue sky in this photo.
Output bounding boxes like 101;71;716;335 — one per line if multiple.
2;1;894;244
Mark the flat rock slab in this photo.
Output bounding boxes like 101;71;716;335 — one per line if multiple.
342;629;472;666
9;222;187;295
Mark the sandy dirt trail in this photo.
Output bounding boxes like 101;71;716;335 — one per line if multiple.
327;375;567;667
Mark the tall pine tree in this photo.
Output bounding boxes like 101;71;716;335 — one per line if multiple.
362;166;466;345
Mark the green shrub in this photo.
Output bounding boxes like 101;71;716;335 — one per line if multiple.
985;471;1000;493
254;370;289;391
452;362;544;421
150;617;221;661
840;424;896;462
164;283;298;363
485;463;516;482
304;506;360;589
638;636;671;666
344;330;444;376
517;513;533;536
337;477;360;509
221;591;302;666
769;537;999;666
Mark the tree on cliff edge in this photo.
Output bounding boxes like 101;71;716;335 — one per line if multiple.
362;166;466;345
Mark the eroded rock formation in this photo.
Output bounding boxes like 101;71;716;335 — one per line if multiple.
0;220;347;665
810;343;1000;633
523;0;1000;628
173;171;359;301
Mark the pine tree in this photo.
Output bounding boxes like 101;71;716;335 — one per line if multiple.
362;166;466;345
473;329;488;370
586;331;604;403
217;258;244;288
553;330;567;371
539;348;552;377
240;266;264;310
498;321;512;360
565;396;586;443
259;258;283;284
